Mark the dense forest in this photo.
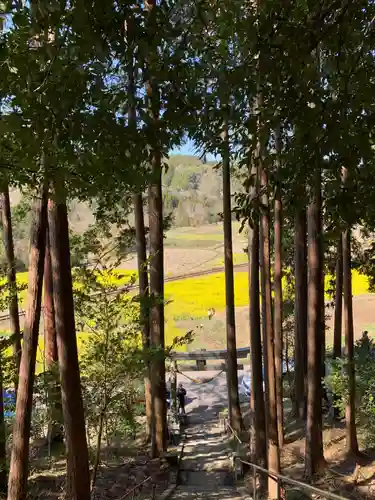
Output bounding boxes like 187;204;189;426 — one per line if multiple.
1;1;375;500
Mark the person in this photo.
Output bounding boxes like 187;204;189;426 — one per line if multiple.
177;383;187;415
166;380;171;410
362;330;370;352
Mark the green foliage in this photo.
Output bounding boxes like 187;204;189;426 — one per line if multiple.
353;238;375;293
0;279;27;387
0;194;31;271
325;333;375;444
1;1;146;202
73;251;144;450
324;358;348;419
0;279;26;314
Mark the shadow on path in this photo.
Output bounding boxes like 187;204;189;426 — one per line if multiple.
170;380;243;499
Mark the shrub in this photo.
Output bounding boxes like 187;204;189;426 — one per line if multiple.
325;332;375;444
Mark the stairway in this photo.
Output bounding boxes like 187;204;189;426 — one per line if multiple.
170;410;245;499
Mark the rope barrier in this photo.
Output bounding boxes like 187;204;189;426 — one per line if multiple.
117;476;155;500
176;368;224;384
238;460;349;500
224;419;350;500
226;421;242;445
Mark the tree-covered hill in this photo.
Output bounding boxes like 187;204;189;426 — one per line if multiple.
4;155;235;270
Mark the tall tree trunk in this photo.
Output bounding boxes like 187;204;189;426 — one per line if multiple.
222;120;242;433
305;173;326;477
274;125;283;448
342;227;359;455
0;186;22;387
44;225;58;367
48;193;90;500
259;224;269;410
127;13;153;443
133;193;153;442
248;165;267;472
148;167;167;456
274;186;283;448
7;187;48;500
260;167;280;499
0;355;7;493
293;206;307;418
333;236;343;359
43;221;63;445
145;0;167;457
321;259;326;379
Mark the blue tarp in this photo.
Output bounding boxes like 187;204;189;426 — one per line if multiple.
241;361;292;395
3;390;15;418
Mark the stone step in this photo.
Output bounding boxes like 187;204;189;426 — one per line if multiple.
170;485;243;499
179;470;235;488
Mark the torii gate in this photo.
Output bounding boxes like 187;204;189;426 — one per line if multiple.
168;347;250;412
170;346;249;370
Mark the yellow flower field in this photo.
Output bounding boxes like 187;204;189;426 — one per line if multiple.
0;269;137;305
165;271;249;320
165;269;371;321
0;268;372;356
164;269;372;347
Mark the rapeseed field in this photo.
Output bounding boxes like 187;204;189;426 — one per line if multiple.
0;268;371;356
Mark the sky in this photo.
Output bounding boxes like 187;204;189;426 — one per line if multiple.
170;139;217;161
170;139;197;157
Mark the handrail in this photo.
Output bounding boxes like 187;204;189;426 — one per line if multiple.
238;460;349;500
224;418;349;500
118;475;156;500
225;421;242;445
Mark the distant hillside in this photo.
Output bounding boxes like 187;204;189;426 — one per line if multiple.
10;155;236;231
4;155;239;269
163;155;241;227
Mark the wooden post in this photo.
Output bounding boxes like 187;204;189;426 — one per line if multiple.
196;349;207;370
196;359;206;370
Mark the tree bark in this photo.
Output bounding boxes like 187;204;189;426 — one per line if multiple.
248;191;267;471
148;166;167;456
333;236;343;359
305;173;326;477
44;224;58;367
260;167;280;499
91;411;105;490
343;228;359;455
259;223;269;410
293;206;307;419
0;186;22;387
43;220;63;445
274;186;284;448
222;120;242;433
127;14;153;443
48;194;91;500
133;193;153;443
145;0;167;457
321;260;326;379
7;187;48;500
